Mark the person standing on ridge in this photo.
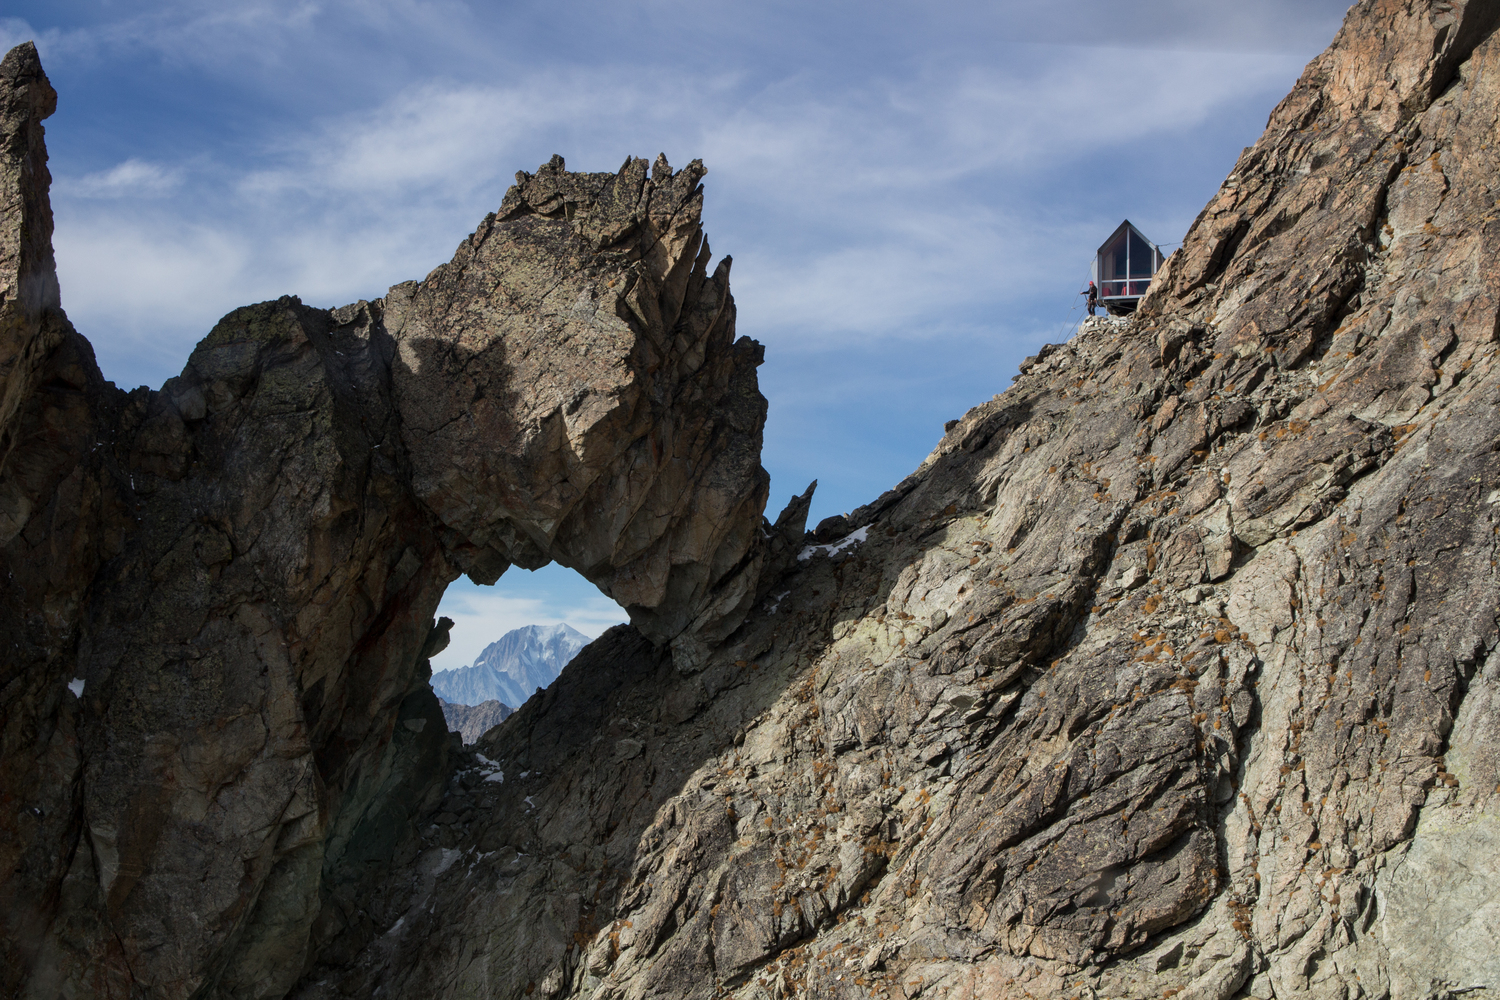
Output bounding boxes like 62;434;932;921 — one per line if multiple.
1081;281;1098;316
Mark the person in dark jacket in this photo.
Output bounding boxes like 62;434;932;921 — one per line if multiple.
1080;281;1098;316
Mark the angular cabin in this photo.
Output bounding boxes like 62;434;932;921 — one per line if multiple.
1091;220;1165;314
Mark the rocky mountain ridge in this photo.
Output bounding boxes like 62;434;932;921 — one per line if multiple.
437;697;514;745
4;1;1500;997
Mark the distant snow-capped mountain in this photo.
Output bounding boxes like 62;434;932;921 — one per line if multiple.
430;623;588;708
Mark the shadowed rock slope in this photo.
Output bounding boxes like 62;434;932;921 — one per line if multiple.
7;0;1500;996
0;39;778;1000
287;2;1500;999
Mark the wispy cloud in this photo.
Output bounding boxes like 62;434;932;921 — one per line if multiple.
46;40;1308;389
12;2;327;71
0;17;54;54
237;76;664;200
990;0;1350;54
57;159;181;198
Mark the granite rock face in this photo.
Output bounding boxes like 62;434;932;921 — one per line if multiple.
8;0;1500;997
286;2;1500;999
0;40;770;999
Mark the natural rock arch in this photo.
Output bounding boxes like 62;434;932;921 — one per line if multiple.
0;43;802;996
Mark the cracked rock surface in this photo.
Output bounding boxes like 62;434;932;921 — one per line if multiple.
7;0;1500;997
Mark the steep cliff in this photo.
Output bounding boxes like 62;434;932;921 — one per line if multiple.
6;0;1500;996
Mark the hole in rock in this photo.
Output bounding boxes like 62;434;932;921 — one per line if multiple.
428;563;626;744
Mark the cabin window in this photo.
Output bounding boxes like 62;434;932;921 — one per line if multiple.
1096;222;1161;300
1130;231;1154;277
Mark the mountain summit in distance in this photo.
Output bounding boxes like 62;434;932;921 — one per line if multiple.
430;623;589;709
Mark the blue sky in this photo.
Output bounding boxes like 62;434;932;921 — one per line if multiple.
4;0;1351;671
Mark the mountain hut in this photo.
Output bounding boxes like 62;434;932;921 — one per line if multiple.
1091;220;1165;315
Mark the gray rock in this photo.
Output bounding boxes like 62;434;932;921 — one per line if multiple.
295;4;1500;997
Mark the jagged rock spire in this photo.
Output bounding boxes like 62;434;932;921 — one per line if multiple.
0;40;61;459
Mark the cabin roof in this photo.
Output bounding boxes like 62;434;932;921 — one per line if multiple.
1096;219;1157;257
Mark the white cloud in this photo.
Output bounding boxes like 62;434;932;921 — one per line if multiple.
0;17;77;59
57;159;182;198
51;215;248;327
703;49;1301;344
0;18;42;54
940;52;1297;165
47;38;1311;386
14;2;326;69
